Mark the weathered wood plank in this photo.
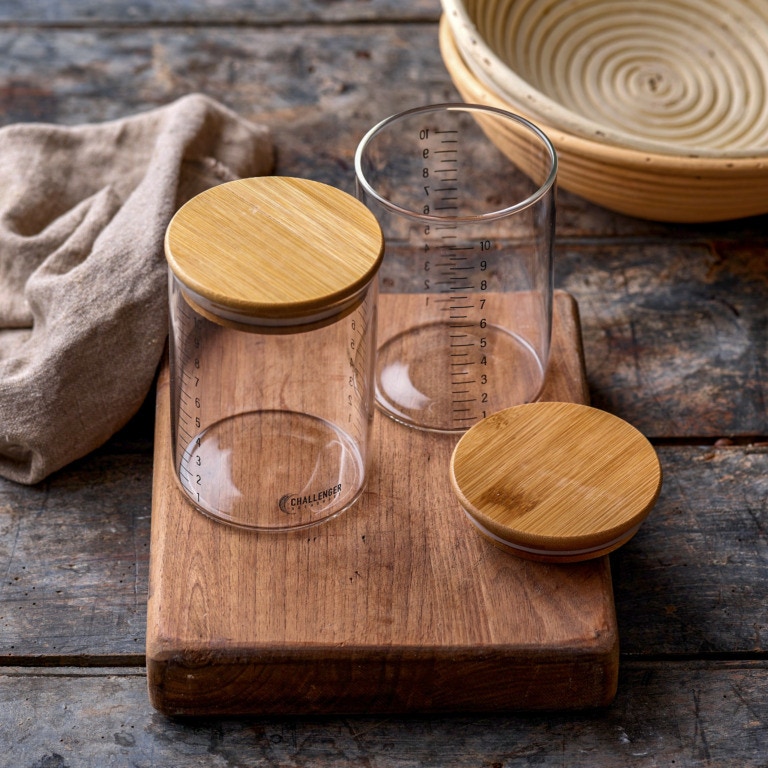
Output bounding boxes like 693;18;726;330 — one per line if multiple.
0;23;765;242
0;0;442;25
0;448;152;661
2;440;766;661
614;444;768;658
0;662;766;767
0;0;764;760
0;24;457;131
559;240;768;439
0;23;463;202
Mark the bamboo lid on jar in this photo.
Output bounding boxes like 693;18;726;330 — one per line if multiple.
449;402;662;563
165;176;384;328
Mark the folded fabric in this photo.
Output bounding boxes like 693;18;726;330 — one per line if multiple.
0;93;274;484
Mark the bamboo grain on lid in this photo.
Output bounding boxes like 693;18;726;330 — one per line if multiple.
164;176;384;325
449;402;662;562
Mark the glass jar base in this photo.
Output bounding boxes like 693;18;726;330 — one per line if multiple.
375;322;546;432
176;410;365;531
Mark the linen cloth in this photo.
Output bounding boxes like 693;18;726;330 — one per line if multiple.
0;94;274;484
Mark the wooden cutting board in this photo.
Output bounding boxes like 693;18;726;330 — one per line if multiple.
146;290;619;715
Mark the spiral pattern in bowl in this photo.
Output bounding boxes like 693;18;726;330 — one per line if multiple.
445;0;768;157
439;14;768;221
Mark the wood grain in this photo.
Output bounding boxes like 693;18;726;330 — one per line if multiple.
166;178;382;320
558;239;768;439
451;402;662;561
146;290;620;715
614;443;768;657
0;0;442;25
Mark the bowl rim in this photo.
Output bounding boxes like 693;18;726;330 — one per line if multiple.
440;0;768;160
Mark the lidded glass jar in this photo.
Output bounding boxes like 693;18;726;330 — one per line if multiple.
165;177;383;531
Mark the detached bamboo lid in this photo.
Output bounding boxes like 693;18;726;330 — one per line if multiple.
450;402;662;562
165;177;383;327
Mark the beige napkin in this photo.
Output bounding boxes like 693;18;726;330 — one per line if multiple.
0;94;274;484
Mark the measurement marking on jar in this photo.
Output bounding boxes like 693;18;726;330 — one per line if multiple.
172;300;205;503
419;124;494;427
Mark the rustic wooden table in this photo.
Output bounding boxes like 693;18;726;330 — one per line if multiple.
1;1;767;765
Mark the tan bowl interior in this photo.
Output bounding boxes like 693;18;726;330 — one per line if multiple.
440;16;768;222
442;0;768;158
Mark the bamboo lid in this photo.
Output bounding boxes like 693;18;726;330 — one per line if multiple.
449;402;662;562
165;177;384;326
